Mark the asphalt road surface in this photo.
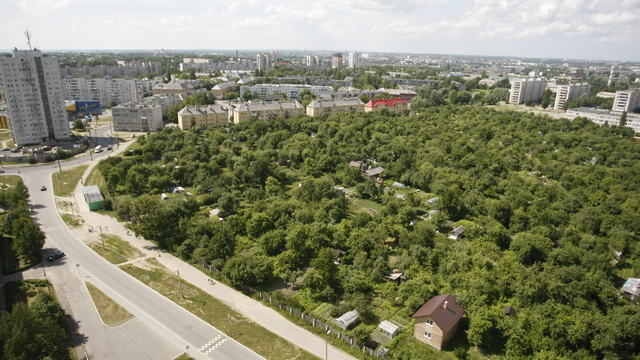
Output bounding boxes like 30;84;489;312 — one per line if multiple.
20;128;264;360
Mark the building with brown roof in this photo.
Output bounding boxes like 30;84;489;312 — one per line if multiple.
232;100;304;123
412;294;465;350
364;98;408;113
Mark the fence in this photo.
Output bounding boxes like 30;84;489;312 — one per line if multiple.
194;258;384;358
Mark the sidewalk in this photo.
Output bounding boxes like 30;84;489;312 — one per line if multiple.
70;145;356;360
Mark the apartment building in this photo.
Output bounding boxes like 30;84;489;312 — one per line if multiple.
306;98;365;117
212;81;237;99
306;55;325;68
180;58;257;73
257;53;273;71
177;104;228;130
112;103;163;132
554;82;591;110
152;80;200;95
0;49;70;145
348;52;360;69
232;100;304;123
60;61;162;78
612;89;640;112
364;98;409;113
509;79;545;104
240;84;334;100
566;107;640;133
62;77;159;106
332;53;343;70
378;88;418;102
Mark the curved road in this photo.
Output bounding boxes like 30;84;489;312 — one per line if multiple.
19;127;264;360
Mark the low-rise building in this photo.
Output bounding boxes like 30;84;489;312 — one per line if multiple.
232;101;304;123
306;98;364;117
212;81;238;99
112;103;163;132
412;294;465;350
177;105;228;130
152;80;199;95
364;98;408;113
566;107;640;133
378;88;418;102
240;84;334;100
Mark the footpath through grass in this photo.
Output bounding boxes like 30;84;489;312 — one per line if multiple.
89;234;145;265
52;164;88;197
85;282;133;325
121;258;318;360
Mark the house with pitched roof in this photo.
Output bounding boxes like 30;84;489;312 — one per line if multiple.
412;294;465;350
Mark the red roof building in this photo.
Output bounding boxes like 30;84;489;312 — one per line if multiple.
364;98;408;113
411;294;465;350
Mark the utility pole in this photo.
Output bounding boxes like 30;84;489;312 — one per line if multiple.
174;270;184;298
97;226;104;250
56;153;62;173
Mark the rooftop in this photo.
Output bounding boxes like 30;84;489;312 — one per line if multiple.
365;98;408;107
412;294;465;334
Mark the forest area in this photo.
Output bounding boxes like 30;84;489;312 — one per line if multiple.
95;105;640;360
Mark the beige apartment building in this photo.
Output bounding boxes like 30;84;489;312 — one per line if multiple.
306;98;365;117
612;89;640;112
177;105;229;130
232;101;304;123
364;98;409;113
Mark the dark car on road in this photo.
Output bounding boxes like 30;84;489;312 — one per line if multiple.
46;252;65;262
41;186;47;191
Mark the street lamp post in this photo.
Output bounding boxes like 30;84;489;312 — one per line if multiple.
325;330;330;360
174;270;184;298
97;226;104;250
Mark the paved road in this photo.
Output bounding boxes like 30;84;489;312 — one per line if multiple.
17;129;264;360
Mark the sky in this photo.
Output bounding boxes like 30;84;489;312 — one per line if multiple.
1;0;639;61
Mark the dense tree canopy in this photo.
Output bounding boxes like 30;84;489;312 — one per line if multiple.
97;105;640;359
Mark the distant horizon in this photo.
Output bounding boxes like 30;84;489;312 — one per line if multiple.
3;0;638;63
0;48;636;64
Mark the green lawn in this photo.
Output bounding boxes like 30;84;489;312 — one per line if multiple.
85;282;133;325
52;165;88;196
121;259;318;360
85;166;105;188
89;234;144;265
0;175;24;188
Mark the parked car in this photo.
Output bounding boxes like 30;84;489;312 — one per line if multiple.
0;170;4;173
46;252;65;262
40;186;46;191
1;148;10;151
106;146;112;151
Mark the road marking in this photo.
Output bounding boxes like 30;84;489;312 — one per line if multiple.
199;335;228;355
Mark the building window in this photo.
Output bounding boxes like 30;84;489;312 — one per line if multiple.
424;332;432;339
426;319;434;327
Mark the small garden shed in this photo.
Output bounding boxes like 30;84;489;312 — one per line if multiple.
82;185;104;211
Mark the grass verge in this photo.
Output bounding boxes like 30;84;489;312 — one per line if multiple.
85;166;105;188
89;234;144;265
173;354;195;360
0;175;25;188
120;259;318;360
52;164;88;196
85;282;133;325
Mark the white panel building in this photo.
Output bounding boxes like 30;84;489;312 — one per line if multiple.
612;89;640;112
112;103;163;132
62;77;160;106
509;79;545;105
348;52;360;69
0;49;70;145
554;82;591;110
240;84;334;100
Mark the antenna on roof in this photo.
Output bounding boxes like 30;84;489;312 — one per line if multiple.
25;29;32;50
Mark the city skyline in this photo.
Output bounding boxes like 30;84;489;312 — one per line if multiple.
1;0;639;62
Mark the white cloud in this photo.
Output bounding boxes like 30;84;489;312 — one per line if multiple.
18;0;72;15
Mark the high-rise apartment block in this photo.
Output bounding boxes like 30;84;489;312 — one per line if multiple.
554;82;591;110
306;55;325;68
0;49;70;145
257;53;273;72
612;89;640;112
509;79;545;105
348;52;360;69
332;53;343;70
